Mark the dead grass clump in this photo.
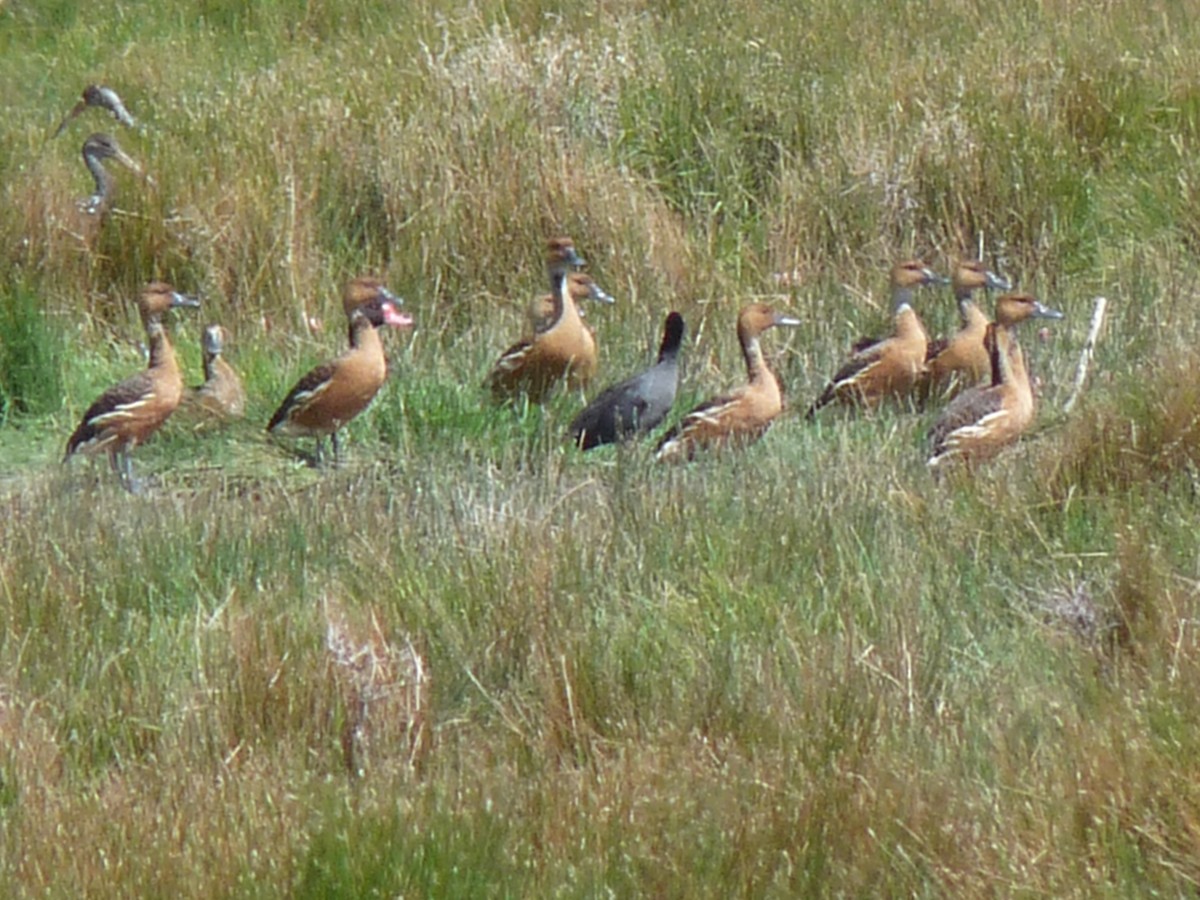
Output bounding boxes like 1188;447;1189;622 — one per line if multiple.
216;603;333;762
0;683;62;793
1030;580;1115;647
1048;347;1200;499
1109;531;1183;668
323;596;430;777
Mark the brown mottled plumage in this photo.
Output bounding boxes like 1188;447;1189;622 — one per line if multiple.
927;293;1064;469
655;304;799;462
64;282;200;490
267;278;413;466
806;260;946;418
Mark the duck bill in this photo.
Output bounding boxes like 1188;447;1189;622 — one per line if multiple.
111;146;144;177
1031;301;1064;320
170;292;201;310
587;284;615;305
381;301;414;329
986;271;1013;291
52;101;88;139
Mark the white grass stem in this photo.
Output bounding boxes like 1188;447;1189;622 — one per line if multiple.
1063;296;1108;415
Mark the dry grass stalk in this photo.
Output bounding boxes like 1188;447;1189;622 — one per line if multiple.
0;683;62;791
1063;296;1108;414
323;597;430;777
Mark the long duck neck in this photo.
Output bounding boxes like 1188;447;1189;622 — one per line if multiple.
892;286;926;340
84;150;113;207
145;318;179;378
1004;325;1031;396
348;315;383;356
739;323;768;385
955;286;988;329
544;266;583;335
986;322;1023;388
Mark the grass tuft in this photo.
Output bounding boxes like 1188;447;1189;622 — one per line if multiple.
0;276;64;420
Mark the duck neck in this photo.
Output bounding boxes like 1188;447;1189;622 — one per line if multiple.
955;287;984;326
1004;324;1030;395
84;150;112;207
891;290;926;342
987;323;1021;388
146;319;177;373
658;335;681;366
739;325;767;384
545;267;581;335
348;315;378;351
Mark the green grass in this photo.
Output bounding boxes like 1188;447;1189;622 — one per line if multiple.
5;0;1200;895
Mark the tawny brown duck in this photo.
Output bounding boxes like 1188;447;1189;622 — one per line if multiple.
485;239;613;404
64;282;200;490
655;304;799;462
528;272;612;335
53;85;137;139
923;260;1012;398
267;278;413;466
78;132;143;215
926;293;1064;469
526;238;591;331
187;325;246;419
805;260;945;418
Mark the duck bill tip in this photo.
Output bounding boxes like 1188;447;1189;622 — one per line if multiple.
114;151;144;176
171;292;201;309
383;307;414;329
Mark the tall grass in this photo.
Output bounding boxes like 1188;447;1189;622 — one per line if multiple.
5;0;1200;895
0;276;64;421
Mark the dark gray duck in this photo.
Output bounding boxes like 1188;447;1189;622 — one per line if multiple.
570;311;685;450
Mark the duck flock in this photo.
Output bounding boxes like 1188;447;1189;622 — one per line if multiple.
49;85;1065;491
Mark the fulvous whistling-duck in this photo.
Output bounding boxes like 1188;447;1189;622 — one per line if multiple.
926;293;1064;469
187;325;246;419
485;239;613;404
922;260;1012;398
655;304;799;463
805;260;946;418
53;85;137;139
64;282;200;490
527;238;593;329
571;311;686;450
79;132;143;215
529;272;611;334
267;278;413;466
